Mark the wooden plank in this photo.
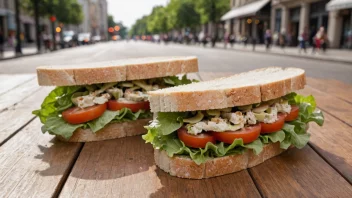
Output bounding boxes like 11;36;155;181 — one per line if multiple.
0;87;51;144
308;113;352;183
299;86;352;126
249;146;352;197
0;119;82;197
0;74;35;96
307;77;352;103
60;136;261;198
0;78;41;111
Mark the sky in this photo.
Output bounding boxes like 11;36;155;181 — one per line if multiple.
107;0;169;29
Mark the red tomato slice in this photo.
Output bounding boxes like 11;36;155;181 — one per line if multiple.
211;124;261;144
260;113;286;134
62;103;107;124
285;105;299;121
107;100;150;112
177;127;216;148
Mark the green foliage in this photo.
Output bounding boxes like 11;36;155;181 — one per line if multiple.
194;0;230;23
166;0;200;31
129;15;150;36
21;0;83;25
147;6;169;34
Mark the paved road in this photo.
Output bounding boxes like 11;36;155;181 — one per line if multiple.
0;41;351;84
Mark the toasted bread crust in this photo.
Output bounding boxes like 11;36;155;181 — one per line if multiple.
154;142;287;179
56;118;151;142
37;56;199;86
149;67;306;112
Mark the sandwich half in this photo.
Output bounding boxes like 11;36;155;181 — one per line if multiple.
143;67;324;179
33;56;198;142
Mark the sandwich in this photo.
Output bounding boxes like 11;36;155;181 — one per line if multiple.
32;56;198;142
143;67;324;179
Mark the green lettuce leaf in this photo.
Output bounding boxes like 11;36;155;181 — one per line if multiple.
42;116;84;139
143;113;263;165
156;112;187;135
87;110;120;132
163;74;199;86
33;86;83;123
43;108;151;139
263;94;324;149
260;130;285;144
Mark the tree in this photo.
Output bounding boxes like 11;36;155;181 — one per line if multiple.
167;0;200;31
194;0;230;24
129;16;150;37
147;6;169;34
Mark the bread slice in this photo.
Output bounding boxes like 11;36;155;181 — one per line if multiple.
154;142;287;179
56;118;151;142
37;56;198;86
149;67;305;112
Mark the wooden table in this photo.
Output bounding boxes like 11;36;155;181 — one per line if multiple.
0;72;351;197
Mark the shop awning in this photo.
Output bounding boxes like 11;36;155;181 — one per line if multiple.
221;0;270;21
326;0;352;11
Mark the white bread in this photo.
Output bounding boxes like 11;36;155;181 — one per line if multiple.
154;142;287;179
37;56;199;86
56;118;151;142
149;67;306;112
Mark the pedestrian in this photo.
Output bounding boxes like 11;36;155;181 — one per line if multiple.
314;26;326;53
298;27;308;53
279;30;286;52
0;30;4;58
251;36;257;51
321;28;328;52
229;33;235;48
309;27;317;54
264;29;272;51
224;32;229;49
42;29;50;52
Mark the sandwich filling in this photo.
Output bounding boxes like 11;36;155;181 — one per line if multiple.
33;75;197;139
143;93;324;165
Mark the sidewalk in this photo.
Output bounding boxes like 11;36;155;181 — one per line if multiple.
212;42;352;64
1;44;38;60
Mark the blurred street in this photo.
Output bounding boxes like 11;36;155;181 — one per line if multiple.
0;41;351;84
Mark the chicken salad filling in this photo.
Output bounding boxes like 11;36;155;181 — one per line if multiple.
33;75;197;139
143;93;324;165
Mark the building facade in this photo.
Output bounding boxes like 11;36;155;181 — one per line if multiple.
222;0;352;49
222;0;272;44
77;0;108;39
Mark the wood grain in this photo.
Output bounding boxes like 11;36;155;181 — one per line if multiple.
299;86;352;126
249;146;352;197
308;113;352;183
307;77;352;103
0;119;82;197
0;78;41;111
0;87;51;143
0;74;35;96
60;136;261;198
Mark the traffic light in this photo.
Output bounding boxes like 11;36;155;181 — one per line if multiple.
56;27;61;33
108;27;114;33
114;25;120;31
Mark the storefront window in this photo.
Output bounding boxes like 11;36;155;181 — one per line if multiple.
341;9;352;49
275;8;281;33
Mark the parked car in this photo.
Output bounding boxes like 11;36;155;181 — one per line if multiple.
92;35;101;43
78;33;91;45
62;31;78;47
